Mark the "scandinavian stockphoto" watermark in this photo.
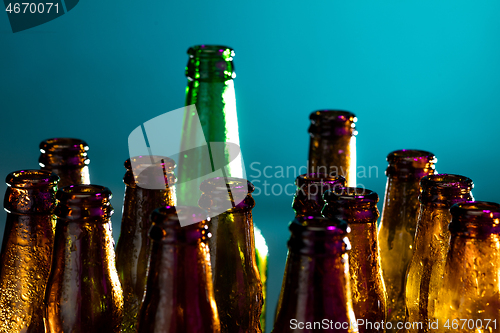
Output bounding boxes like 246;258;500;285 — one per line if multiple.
248;161;379;197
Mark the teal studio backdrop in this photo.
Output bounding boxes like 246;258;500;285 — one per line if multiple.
1;1;500;331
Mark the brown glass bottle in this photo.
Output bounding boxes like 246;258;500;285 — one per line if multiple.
39;138;90;188
404;174;473;333
198;177;263;333
44;185;123;332
292;173;346;217
0;170;59;333
323;187;387;333
116;156;176;333
308;110;357;187
137;205;220;333
432;201;500;333
272;217;357;333
378;150;436;328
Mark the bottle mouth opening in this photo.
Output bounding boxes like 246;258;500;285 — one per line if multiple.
6;170;59;188
323;186;379;203
295;173;346;188
40;138;88;153
387;149;436;162
188;45;235;58
451;201;500;217
200;177;254;194
150;206;209;242
421;174;473;191
57;185;112;203
309;110;357;122
125;155;176;171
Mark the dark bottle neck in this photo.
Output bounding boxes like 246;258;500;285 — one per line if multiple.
449;201;500;238
322;186;379;223
419;174;473;207
39;138;90;187
138;206;218;332
186;45;235;82
292;173;346;218
274;218;353;332
4;169;59;215
385;149;436;180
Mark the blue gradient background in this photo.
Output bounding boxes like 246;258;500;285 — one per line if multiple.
1;1;500;331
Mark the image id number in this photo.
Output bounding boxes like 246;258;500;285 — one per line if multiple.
6;3;59;14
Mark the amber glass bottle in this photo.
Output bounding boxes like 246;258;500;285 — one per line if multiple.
178;45;268;330
323;187;387;333
308;110;357;187
0;170;59;333
116;156;176;333
431;201;500;333
44;185;123;332
199;177;263;333
404;174;473;333
39;138;90;187
272;217;357;333
292;173;346;217
378;149;436;328
137;205;220;333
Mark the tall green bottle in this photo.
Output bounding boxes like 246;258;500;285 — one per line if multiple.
177;45;268;331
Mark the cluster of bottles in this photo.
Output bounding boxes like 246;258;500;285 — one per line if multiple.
0;43;498;333
273;110;500;333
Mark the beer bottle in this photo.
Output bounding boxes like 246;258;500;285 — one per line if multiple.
0;170;59;333
292;173;346;217
323;187;387;333
198;177;263;333
179;45;268;330
404;174;473;332
308;110;357;187
378;149;436;327
272;217;358;333
44;185;123;332
432;201;500;333
39;138;90;187
137;205;220;333
116;156;176;333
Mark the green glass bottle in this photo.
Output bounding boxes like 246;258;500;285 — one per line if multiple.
177;45;268;331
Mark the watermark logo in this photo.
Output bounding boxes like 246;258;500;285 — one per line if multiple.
128;105;247;226
4;0;78;33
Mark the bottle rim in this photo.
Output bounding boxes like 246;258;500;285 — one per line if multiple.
419;174;474;206
40;138;89;153
149;205;210;243
449;201;500;236
6;170;59;188
188;45;235;58
309;110;357;122
295;173;346;188
323;186;379;203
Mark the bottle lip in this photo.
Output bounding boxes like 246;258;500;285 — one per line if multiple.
387;149;436;163
149;205;210;243
449;201;500;236
386;149;436;179
187;45;235;58
288;217;351;255
420;174;473;204
6;170;59;188
40;138;89;153
295;173;346;188
199;177;254;194
309;110;357;122
125;155;176;172
56;184;112;204
323;186;379;204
